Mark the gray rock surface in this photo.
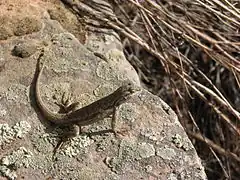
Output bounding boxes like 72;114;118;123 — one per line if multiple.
0;0;207;179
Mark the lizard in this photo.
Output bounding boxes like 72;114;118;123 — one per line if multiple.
34;49;141;138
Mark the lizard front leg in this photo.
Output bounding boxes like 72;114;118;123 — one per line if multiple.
111;106;129;137
111;106;117;134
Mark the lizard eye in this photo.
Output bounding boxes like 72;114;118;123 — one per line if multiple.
121;80;140;94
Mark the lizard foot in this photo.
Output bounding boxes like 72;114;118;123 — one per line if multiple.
55;91;80;114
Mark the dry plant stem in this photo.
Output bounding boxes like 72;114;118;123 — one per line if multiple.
112;0;130;20
184;27;240;70
212;0;240;20
176;47;193;99
209;146;229;178
213;32;240;51
214;44;240;68
194;0;240;26
176;69;240;133
188;58;240;111
129;1;210;66
192;80;240;121
223;0;240;14
142;11;164;38
140;10;157;51
131;0;240;72
188;111;229;178
184;77;240;136
233;70;240;88
145;0;240;71
128;0;213;52
187;131;240;163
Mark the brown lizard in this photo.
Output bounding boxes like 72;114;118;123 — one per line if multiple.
35;49;140;137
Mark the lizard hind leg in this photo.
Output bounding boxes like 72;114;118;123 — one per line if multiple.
55;91;80;114
52;124;80;159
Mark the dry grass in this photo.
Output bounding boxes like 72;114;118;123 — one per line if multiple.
62;0;240;179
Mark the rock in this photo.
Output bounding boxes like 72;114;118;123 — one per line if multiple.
0;0;207;179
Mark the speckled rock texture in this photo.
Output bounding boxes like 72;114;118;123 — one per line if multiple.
0;0;207;179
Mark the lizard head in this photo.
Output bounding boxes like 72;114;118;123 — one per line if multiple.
114;81;141;105
121;81;141;94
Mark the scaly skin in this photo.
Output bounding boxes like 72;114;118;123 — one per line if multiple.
35;50;140;127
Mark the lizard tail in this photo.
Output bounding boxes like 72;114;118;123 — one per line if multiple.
35;48;65;122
